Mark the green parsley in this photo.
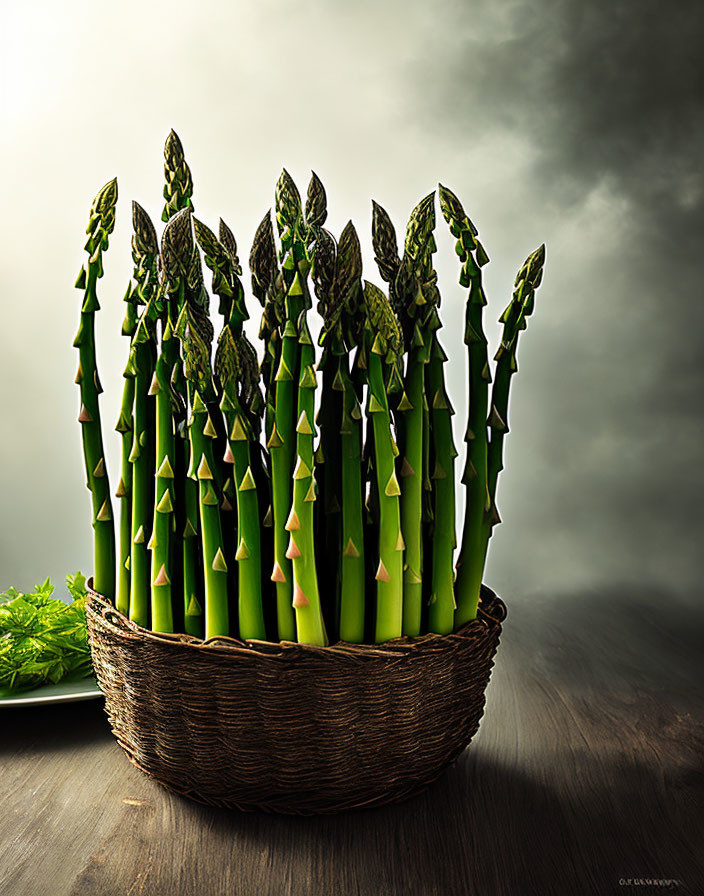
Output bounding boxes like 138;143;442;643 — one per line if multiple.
0;572;93;695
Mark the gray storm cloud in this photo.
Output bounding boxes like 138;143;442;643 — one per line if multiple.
0;0;701;609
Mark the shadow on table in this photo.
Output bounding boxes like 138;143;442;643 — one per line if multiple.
0;699;111;755
171;744;702;896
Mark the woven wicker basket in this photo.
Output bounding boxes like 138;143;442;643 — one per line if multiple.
86;582;506;815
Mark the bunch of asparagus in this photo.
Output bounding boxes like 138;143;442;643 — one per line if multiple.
74;132;544;645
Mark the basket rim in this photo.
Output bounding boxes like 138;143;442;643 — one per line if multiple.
86;579;506;661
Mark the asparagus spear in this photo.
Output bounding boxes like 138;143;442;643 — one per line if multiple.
438;184;492;625
269;256;299;638
393;197;457;635
475;244;546;590
289;317;328;645
301;178;344;635
312;225;342;627
218;333;266;639
393;192;441;635
196;216;267;641
250;210;294;641
161;130;203;636
426;333;458;633
114;275;139;616
274;169;327;645
125;205;160;628
141;204;190;634
362;281;405;642
74;179;118;601
313;222;366;642
171;210;229;639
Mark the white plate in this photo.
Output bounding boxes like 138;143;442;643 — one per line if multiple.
0;677;102;707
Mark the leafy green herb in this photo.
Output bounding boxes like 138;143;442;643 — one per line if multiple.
0;572;93;695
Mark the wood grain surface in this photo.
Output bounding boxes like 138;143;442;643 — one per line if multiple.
1;587;702;896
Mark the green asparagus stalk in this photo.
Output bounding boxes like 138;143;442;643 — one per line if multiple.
301;178;342;634
288;318;328;645
149;319;177;632
273;170;327;645
362;281;405;642
188;383;229;640
249;210;294;640
313;222;366;642
427;333;458;633
161;130;202;636
219;343;265;639
74;178;118;600
338;356;366;641
475;244;546;592
438;184;491;625
140;205;188;634
196;215;267;640
313;237;342;630
125;206;160;628
170;209;229;639
392;193;441;635
269;308;298;637
115;278;138;616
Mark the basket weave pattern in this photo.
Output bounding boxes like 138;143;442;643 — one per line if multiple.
87;584;506;814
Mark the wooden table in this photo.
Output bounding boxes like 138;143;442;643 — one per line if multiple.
2;589;702;896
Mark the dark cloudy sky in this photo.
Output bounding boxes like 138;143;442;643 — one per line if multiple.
1;0;702;607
